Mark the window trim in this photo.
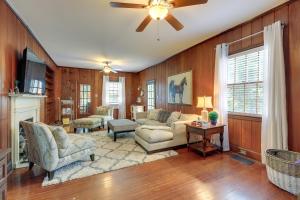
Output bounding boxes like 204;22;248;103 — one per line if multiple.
228;46;264;59
227;46;264;117
147;80;156;110
228;112;262;118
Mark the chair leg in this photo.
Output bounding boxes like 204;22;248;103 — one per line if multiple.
90;154;95;161
47;171;55;181
29;162;34;170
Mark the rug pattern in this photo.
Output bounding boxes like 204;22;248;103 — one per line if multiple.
42;131;178;186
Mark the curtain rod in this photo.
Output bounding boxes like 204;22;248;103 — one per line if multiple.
227;23;286;46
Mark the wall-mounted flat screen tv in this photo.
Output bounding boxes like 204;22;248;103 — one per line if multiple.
18;48;46;95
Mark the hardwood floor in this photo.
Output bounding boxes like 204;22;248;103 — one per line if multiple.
7;149;296;200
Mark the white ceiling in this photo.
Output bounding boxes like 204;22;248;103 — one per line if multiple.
7;0;288;72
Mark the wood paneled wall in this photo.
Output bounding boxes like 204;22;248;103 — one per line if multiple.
60;67;139;119
0;0;61;153
138;0;300;156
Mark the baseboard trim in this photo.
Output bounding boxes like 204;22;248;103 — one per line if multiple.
230;145;261;162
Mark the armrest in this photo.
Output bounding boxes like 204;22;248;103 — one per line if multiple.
136;112;148;120
171;120;191;135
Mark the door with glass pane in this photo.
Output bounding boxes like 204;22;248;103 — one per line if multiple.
78;84;92;117
147;80;155;110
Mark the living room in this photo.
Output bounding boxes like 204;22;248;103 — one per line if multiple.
0;0;300;199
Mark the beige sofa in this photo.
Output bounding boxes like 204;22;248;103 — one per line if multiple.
135;110;198;153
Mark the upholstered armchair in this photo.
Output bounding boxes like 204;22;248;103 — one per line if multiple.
88;106;114;125
20;121;96;180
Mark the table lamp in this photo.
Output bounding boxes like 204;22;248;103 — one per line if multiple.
197;96;213;122
136;96;142;104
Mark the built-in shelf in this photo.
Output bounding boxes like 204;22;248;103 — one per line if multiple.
45;67;56;123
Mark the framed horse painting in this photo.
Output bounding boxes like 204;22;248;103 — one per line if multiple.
167;70;193;105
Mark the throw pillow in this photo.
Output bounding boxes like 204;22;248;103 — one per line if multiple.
147;109;161;120
96;106;109;115
167;111;181;127
157;110;171;123
49;126;70;149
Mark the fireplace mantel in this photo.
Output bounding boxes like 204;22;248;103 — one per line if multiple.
10;94;45;168
9;93;47;98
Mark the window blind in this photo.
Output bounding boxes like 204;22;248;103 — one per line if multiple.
227;47;264;115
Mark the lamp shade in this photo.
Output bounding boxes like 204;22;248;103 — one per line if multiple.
136;97;142;103
197;96;213;109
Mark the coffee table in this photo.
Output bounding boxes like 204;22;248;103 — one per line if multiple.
107;119;138;141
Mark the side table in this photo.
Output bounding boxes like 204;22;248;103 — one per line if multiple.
186;123;225;157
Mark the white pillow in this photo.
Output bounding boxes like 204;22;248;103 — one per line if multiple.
49;126;70;149
167;112;181;127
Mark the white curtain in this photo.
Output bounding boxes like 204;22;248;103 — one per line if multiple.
212;43;230;151
118;77;126;119
102;76;109;106
261;21;288;163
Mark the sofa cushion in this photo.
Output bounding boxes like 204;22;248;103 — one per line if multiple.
147;109;161;120
58;134;96;158
49;126;70;149
136;127;173;144
179;114;199;121
167;111;181;127
88;115;111;123
72;118;102;128
143;120;167;126
157;110;171;123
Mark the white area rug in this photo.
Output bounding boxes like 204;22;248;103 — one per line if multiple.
42;131;178;186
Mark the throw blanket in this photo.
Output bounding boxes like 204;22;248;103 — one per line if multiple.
140;125;171;131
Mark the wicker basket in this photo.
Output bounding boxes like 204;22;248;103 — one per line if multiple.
266;149;300;195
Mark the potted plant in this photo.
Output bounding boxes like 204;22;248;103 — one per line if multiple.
208;111;219;125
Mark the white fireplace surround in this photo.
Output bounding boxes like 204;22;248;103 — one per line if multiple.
9;94;46;169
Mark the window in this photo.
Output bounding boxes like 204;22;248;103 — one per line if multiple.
107;81;121;105
147;80;155;110
227;47;264;115
79;84;91;114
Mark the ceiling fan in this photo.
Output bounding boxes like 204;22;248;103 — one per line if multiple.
110;0;208;32
100;61;118;74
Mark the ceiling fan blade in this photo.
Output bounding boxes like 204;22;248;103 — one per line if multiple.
165;14;184;31
110;2;147;9
111;70;118;73
136;15;152;32
171;0;208;8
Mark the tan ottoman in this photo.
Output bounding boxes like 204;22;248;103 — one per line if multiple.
72;118;103;133
107;119;138;141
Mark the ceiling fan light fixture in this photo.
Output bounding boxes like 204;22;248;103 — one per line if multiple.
149;2;170;20
103;66;111;73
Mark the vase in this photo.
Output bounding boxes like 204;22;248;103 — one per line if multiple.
210;120;217;126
